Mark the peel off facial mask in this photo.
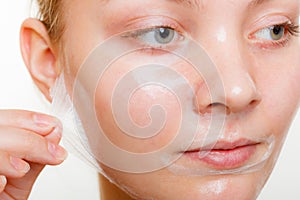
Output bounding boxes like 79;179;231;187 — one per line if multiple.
50;31;275;178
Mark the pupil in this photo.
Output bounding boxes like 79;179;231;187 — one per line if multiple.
272;26;282;35
159;28;170;39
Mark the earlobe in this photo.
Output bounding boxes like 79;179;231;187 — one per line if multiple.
20;18;59;102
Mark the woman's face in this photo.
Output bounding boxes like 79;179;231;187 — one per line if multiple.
59;0;300;199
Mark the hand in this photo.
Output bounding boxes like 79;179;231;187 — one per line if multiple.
0;110;67;200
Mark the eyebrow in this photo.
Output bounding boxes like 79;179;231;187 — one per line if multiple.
168;0;201;8
169;0;272;9
248;0;273;7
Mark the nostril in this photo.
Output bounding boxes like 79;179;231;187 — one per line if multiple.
228;97;261;114
198;102;228;115
193;70;261;115
248;99;261;110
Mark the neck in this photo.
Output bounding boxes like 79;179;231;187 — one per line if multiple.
99;174;135;200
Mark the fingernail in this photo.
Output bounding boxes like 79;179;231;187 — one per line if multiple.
0;176;7;186
33;113;59;128
49;124;63;139
48;142;68;161
10;157;30;174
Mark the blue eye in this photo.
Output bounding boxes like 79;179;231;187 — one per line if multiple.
255;25;285;41
154;28;175;44
133;27;183;47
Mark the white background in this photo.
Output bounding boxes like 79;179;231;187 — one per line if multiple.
0;1;299;199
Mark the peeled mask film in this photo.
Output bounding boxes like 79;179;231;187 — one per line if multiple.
51;31;275;177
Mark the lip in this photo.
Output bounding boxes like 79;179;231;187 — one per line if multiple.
183;139;259;169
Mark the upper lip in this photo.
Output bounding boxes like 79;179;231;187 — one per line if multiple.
184;139;260;152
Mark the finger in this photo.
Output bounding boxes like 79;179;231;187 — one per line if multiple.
0;176;7;193
44;125;63;145
0;151;30;179
0;126;67;165
0;110;61;137
5;163;44;197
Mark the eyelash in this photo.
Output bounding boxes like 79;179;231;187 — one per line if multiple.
253;22;300;49
123;24;181;39
121;24;184;53
285;22;300;36
122;21;300;51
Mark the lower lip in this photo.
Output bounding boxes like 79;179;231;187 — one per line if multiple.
184;145;257;169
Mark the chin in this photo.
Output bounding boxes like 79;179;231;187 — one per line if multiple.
102;164;270;200
159;173;266;200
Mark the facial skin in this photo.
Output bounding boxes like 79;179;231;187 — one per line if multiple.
21;0;300;199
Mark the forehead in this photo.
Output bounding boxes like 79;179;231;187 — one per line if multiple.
63;0;300;16
98;0;298;8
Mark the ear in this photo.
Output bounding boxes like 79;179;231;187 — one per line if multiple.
20;18;60;102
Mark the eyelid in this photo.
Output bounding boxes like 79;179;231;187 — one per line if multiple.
123;26;177;38
121;27;186;53
245;13;300;50
123;16;186;36
120;16;187;45
122;26;184;40
247;14;294;37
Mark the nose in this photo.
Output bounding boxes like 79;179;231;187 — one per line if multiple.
194;46;261;115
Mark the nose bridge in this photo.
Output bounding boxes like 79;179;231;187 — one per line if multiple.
220;34;259;108
195;23;261;114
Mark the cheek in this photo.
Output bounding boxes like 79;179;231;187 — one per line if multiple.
251;47;300;160
258;53;300;133
128;84;181;134
94;64;183;153
91;53;203;153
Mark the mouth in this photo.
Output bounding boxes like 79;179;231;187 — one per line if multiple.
183;139;260;170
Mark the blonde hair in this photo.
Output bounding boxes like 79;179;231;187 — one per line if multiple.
36;0;64;43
